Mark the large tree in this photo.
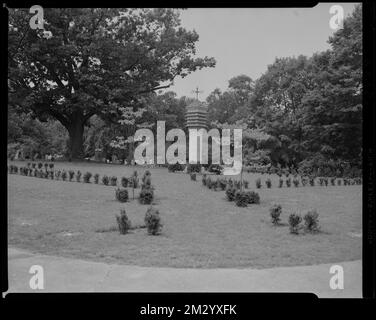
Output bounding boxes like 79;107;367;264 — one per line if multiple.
301;4;362;164
206;75;253;124
8;8;215;159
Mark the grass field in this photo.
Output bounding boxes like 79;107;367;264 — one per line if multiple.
8;161;362;268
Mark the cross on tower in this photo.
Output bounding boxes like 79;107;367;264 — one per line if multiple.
192;86;203;100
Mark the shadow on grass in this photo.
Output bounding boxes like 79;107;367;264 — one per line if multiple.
95;224;146;233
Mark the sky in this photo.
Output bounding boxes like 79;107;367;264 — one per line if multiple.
166;3;359;100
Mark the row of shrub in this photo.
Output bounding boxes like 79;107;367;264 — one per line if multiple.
9;165;157;191
26;162;54;169
168;163;223;175
254;176;362;189
226;188;260;207
197;174;260;207
201;174;250;191
116;207;162;235
269;204;320;234
245;159;362;179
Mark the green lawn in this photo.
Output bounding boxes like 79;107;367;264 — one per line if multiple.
8;161;362;268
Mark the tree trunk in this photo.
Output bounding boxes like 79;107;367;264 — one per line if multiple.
67;115;85;160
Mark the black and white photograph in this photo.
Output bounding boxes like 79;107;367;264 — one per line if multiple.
4;3;370;302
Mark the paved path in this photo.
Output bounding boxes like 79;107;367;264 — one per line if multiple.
6;247;361;297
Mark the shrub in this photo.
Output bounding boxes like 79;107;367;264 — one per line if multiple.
279;178;283;188
141;171;151;184
83;172;92;183
286;178;291;187
68;170;75;181
38;162;43;169
115;188;129;203
219;179;227;190
94;174;100;184
235;191;248;207
206;177;213;189
265;178;272;188
139;188;154;204
293;178;300;187
190;173;197;181
141;176;152;190
303;210;320;232
102;175;109;185
243;180;249;189
245;191;260;204
270;204;282;225
76;170;82;182
187;164;201;174
255;178;261;189
208;164;222;175
110;176;117;186
288;213;302;234
129;172;139;188
116;209;131;234
121;176;128;188
144;207;162;235
226;187;237;201
168;163;184;173
61;170;67;181
215;179;222;191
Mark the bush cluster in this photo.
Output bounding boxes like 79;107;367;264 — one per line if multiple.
144;207;162;235
168;163;185;173
83;172;92;183
139;171;154;204
115;188;129;203
288;214;302;234
116;209;131;234
270;204;282;225
190;173;197;181
303;210;320;232
235;191;249;207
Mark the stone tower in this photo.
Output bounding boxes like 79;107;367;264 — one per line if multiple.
185;99;208;129
185;99;208;164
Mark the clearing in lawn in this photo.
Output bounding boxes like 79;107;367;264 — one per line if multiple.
8;161;362;268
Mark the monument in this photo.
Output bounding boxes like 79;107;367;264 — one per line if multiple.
185;87;208;164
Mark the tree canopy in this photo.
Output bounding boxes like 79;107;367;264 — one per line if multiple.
8;8;215;158
206;4;362;168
